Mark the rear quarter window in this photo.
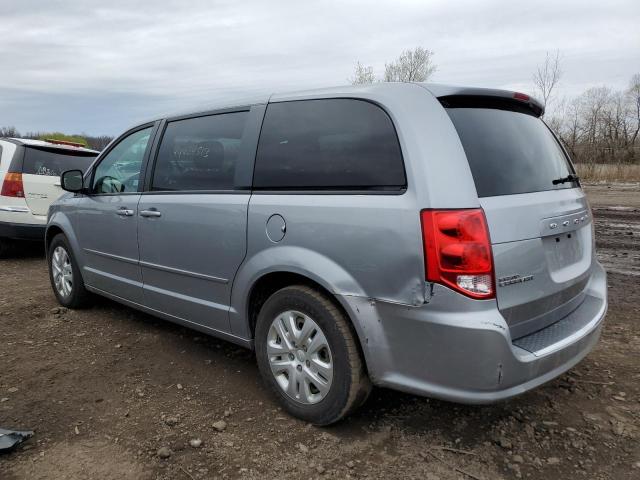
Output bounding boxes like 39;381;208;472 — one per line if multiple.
253;99;406;190
446;108;576;197
22;147;97;176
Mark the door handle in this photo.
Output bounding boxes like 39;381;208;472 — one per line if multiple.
116;208;134;217
140;209;162;218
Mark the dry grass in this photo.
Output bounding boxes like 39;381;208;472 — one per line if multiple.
575;163;640;183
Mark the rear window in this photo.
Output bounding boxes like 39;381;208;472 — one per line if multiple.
446;108;576;197
23;147;97;176
253;99;405;190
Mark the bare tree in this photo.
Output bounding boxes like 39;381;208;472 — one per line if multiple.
627;73;640;145
349;61;375;85
550;97;583;159
533;50;563;110
84;135;114;151
543;72;640;168
383;47;436;82
0;126;20;138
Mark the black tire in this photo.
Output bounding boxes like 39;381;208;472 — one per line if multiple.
255;285;371;425
47;233;91;308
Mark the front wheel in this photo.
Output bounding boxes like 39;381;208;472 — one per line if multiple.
255;285;371;425
48;234;91;308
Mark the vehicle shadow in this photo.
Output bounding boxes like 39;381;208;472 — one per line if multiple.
87;292;561;453
0;241;45;259
346;385;544;438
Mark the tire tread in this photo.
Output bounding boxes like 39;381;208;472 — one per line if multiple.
295;286;371;421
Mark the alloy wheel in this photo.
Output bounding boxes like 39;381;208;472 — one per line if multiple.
52;246;73;298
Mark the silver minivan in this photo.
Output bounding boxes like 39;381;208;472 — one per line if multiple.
47;83;607;424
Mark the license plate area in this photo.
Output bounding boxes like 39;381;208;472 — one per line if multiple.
544;230;583;267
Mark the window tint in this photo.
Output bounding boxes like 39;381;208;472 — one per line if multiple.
151;112;248;191
22;147;97;176
253;99;405;190
446;108;576;197
92;127;152;194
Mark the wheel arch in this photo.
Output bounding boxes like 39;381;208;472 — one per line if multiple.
45;212;84;266
246;271;337;337
230;245;368;335
45;224;64;251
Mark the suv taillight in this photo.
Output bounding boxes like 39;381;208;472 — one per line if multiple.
421;209;495;299
1;173;24;198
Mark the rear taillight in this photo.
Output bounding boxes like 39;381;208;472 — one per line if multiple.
421;209;495;299
1;173;24;198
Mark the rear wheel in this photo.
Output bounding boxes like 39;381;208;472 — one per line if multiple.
255;285;371;425
48;234;91;308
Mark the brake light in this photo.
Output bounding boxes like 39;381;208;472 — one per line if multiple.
421;209;495;299
1;173;24;198
513;92;530;102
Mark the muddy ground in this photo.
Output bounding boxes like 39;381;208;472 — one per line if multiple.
1;184;638;480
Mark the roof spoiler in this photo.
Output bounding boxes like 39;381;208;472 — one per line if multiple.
420;84;544;117
439;92;544;118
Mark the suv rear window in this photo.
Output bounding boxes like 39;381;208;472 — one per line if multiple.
253;99;405;190
445;107;576;197
23;147;97;176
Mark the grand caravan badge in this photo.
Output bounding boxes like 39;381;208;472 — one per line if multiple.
497;274;534;287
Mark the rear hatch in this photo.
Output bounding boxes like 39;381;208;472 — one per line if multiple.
442;94;593;339
21;145;97;215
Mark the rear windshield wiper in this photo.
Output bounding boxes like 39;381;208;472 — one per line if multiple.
552;173;580;185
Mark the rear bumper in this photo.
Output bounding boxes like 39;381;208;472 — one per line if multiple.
340;261;607;404
0;221;46;241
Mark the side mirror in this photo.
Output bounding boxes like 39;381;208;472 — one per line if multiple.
60;170;85;193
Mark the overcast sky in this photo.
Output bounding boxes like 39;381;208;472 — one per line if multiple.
1;0;638;136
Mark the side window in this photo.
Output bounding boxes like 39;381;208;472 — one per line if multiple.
151;111;248;191
253;99;406;190
92;127;152;194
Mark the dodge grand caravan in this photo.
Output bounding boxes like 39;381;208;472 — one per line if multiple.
46;83;607;424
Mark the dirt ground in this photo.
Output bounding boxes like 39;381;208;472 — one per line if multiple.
1;184;638;480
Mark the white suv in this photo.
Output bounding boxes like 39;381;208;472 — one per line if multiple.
0;138;98;255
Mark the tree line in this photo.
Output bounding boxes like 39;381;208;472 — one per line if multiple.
2;48;639;165
0;126;113;151
546;75;640;165
351;47;639;166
